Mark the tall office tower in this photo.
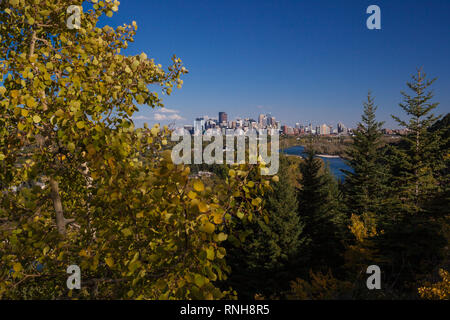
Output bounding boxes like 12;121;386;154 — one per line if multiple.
258;114;265;127
337;122;347;133
320;123;330;135
194;118;205;134
266;114;273;126
219;112;228;125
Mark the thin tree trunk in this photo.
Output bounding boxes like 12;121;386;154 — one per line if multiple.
49;178;66;236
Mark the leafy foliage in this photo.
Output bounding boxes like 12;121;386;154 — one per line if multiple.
0;0;269;299
418;269;450;300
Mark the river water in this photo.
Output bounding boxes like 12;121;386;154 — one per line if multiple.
282;145;352;181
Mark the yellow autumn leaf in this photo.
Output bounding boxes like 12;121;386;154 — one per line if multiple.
187;191;197;200
13;263;23;273
193;180;204;192
32;115;41;123
200;222;215;234
198;201;209;213
217;233;228;242
212;212;223;224
252;197;262;206
105;257;114;268
26;97;37;108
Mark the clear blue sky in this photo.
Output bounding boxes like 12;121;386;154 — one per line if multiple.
101;0;450;129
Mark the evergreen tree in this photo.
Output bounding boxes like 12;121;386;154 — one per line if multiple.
224;156;307;298
391;68;441;214
297;147;344;273
343;92;387;217
427;113;450;215
373;70;447;294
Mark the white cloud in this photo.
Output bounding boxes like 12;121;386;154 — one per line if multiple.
133;107;184;123
154;113;184;121
158;107;179;114
132;115;152;121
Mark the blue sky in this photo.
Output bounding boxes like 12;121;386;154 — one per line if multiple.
101;0;450;128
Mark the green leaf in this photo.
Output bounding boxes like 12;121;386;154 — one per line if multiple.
121;228;132;237
67;142;75;153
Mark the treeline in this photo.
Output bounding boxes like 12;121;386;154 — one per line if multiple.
221;72;450;299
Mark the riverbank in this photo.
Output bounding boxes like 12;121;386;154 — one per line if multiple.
316;154;341;158
282;145;352;180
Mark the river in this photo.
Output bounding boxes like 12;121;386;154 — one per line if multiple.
282;146;352;181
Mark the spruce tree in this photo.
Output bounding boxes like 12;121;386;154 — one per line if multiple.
428;113;450;215
343;92;386;217
374;70;446;294
391;68;441;214
297;147;343;273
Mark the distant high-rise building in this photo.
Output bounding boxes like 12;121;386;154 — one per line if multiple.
319;123;330;135
266;114;273;126
194;118;205;134
258;114;265;127
183;125;194;135
337;122;347;134
219;112;228;125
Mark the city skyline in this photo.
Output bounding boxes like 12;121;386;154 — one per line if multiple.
178;111;409;137
104;1;450;129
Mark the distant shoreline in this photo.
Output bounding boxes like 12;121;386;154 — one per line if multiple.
285;153;341;159
282;147;343;160
316;154;341;159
